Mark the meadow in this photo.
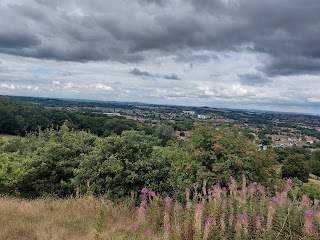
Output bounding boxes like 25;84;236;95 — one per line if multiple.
1;175;319;240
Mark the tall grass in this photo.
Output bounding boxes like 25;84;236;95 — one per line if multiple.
1;175;319;239
0;197;134;240
131;175;320;239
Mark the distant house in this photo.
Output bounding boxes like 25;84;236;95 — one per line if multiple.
175;130;181;137
306;136;314;144
197;114;207;120
103;112;121;116
183;111;195;115
295;141;307;147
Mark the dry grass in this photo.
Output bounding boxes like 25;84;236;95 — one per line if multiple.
0;134;15;141
2;176;320;240
0;197;135;240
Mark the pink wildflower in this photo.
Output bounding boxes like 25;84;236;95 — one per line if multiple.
303;210;318;237
145;230;151;237
133;221;139;231
228;214;234;227
257;184;266;195
255;215;263;234
141;188;148;195
203;216;213;240
164;196;172;204
194;203;203;234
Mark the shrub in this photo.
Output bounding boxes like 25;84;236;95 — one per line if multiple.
73;130;172;199
171;124;278;199
282;154;310;183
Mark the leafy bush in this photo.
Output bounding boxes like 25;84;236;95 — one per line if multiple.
73;130;172;199
171;124;278;199
282;154;310;183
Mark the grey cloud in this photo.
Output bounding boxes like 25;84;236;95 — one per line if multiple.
261;56;320;76
0;27;41;50
129;68;152;76
174;52;220;63
139;0;166;5
238;73;271;86
0;0;320;75
164;74;180;80
129;68;181;80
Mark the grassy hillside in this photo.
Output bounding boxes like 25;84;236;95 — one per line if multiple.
0;197;135;240
0;134;15;141
1;176;320;240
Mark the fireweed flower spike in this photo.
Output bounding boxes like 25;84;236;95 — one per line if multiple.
144;230;151;237
133;221;139;231
163;196;172;240
141;188;148;195
303;210;318;237
254;215;263;235
194;203;203;235
138;188;148;223
164;196;172;205
203;216;213;240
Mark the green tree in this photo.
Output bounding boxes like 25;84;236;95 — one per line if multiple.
307;150;320;177
171;124;278;199
281;154;310;182
154;124;176;146
308;160;320;177
15;125;97;197
74;130;164;199
0;152;31;195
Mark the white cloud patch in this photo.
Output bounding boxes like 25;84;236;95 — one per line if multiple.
308;98;320;103
93;83;113;91
52;80;60;85
0;83;16;89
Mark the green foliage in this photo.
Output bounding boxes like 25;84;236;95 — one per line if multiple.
300;182;320;200
0;96;154;137
153;124;176;146
0;121;285;201
73;130;170;199
94;205;107;240
0;152;30;194
308;150;320;177
0;124;97;197
281;154;310;182
311;150;320;161
275;145;311;163
308;160;320;177
171;124;278;199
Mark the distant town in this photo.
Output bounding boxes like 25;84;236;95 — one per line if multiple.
18;96;320;151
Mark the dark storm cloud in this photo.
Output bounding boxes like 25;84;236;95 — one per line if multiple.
129;68;181;80
238;73;271;86
1;0;320;75
261;56;320;76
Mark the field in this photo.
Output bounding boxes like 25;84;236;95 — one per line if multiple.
1;176;320;240
0;197;135;240
0;134;15;141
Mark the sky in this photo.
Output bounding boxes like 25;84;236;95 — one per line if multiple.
1;0;320;114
